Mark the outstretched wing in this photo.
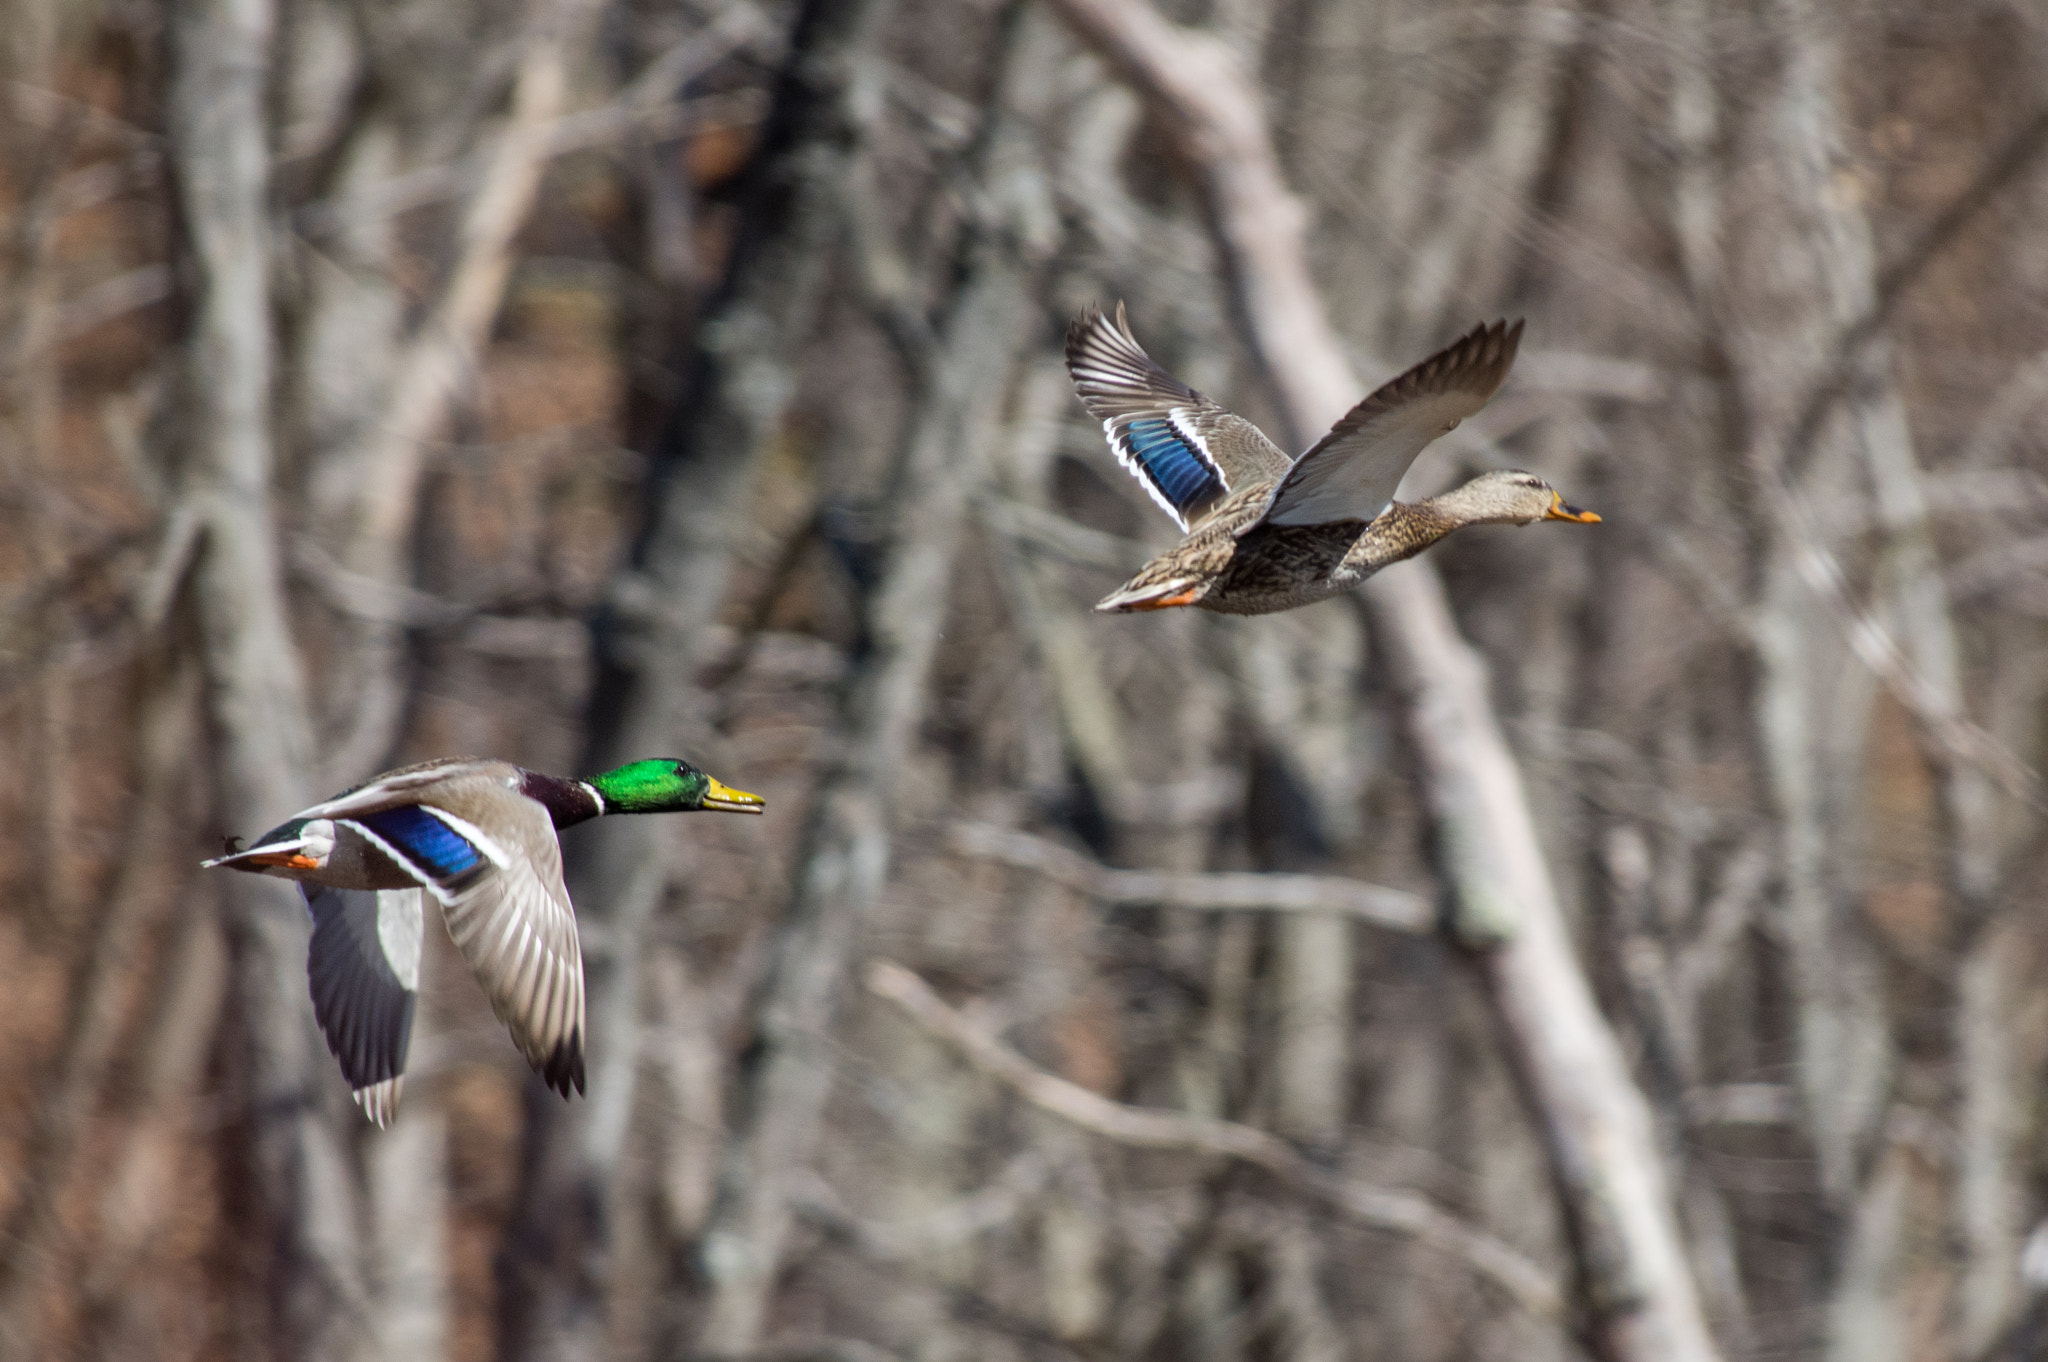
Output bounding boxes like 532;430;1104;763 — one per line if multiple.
1065;303;1291;531
319;783;585;1099
432;796;587;1099
1264;319;1523;527
304;885;421;1127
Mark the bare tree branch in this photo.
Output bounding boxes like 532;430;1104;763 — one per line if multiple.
862;960;1564;1324
1780;100;2048;487
698;205;1038;1360
495;1;902;1354
948;822;1431;932
323;0;602;783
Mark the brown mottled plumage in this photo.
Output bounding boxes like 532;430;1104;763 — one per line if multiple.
1102;471;1591;614
1063;308;1599;615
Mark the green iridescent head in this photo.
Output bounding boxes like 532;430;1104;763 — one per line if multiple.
586;759;765;815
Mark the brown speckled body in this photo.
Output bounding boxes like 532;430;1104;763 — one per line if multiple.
1067;310;1596;616
1102;498;1463;615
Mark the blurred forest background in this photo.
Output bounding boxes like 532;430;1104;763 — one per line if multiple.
5;0;2048;1358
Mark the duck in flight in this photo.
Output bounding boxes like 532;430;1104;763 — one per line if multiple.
1065;305;1600;615
205;757;764;1124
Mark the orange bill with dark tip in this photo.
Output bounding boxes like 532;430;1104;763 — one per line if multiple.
1545;493;1601;524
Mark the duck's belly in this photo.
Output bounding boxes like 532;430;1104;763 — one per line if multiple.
1197;522;1368;615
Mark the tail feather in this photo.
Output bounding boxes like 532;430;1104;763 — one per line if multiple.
202;840;315;872
1095;578;1207;612
203;817;316;872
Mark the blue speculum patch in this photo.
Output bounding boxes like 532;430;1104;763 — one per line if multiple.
1123;417;1223;517
357;806;484;880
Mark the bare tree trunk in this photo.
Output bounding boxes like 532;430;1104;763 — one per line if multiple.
1039;3;1721;1358
1378;576;1714;1362
690;28;1080;1354
84;898;235;1353
324;0;599;782
496;2;895;1355
1957;921;2044;1352
1771;10;2021;1354
166;0;366;1352
0;661;199;1359
696;225;1039;1361
1233;613;1366;1362
364;1085;450;1362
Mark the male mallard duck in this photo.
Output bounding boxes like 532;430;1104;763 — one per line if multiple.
1065;306;1600;615
204;757;764;1125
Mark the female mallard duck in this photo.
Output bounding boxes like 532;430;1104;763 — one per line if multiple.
204;757;764;1125
1065;306;1600;615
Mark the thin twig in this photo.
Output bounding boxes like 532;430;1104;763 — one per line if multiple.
1769;483;2047;812
948;823;1431;932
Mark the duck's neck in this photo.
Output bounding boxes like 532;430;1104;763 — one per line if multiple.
519;770;608;829
1335;502;1460;579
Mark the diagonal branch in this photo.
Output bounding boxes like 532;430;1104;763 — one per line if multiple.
1768;494;2044;812
1782;100;2048;488
321;0;602;784
862;961;1563;1323
343;0;595;572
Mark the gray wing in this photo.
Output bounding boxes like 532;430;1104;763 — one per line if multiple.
1264;319;1523;527
434;794;586;1098
304;885;422;1127
1065;303;1291;530
300;757;508;821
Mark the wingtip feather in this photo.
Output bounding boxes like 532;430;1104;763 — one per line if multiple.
539;1029;585;1099
354;1077;403;1127
1063;301;1112;363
